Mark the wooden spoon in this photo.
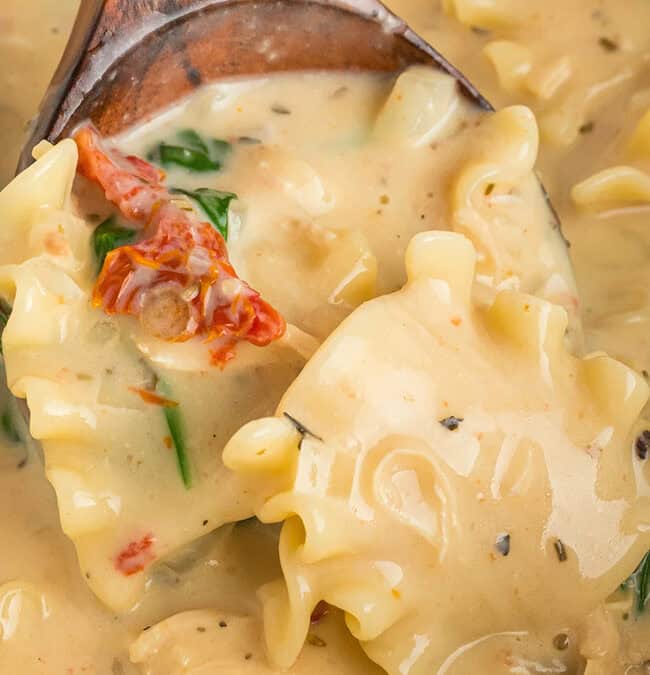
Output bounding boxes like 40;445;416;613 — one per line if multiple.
18;0;491;172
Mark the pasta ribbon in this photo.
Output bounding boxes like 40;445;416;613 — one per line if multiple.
0;142;310;611
483;41;532;93
223;231;650;675
373;67;461;147
627;109;650;157
571;166;650;210
442;0;519;29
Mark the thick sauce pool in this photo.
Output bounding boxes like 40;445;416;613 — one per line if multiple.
1;1;650;674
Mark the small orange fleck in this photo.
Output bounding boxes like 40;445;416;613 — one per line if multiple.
451;316;462;326
44;231;68;256
391;588;401;599
163;436;173;449
130;387;178;408
256;449;267;456
524;304;530;312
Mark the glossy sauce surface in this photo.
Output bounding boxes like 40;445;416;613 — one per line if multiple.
0;1;650;674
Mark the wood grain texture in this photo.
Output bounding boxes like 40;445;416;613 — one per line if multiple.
18;0;491;171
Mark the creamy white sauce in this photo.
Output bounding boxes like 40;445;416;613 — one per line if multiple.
1;1;650;674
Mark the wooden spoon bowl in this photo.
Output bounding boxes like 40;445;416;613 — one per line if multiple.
18;0;490;171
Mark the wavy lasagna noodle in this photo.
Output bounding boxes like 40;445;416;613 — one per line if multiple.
0;140;309;609
223;231;650;674
0;58;649;675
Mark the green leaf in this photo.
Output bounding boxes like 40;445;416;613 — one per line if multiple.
1;407;21;444
623;551;650;613
156;378;191;489
176;128;209;154
0;299;11;354
171;187;237;240
148;129;231;173
92;216;137;273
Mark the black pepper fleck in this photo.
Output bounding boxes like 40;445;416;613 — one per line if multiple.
196;626;206;633
219;620;228;628
495;533;511;557
202;519;209;526
579;121;595;134
271;104;291;115
635;430;650;460
245;653;253;660
439;416;463;431
554;539;567;562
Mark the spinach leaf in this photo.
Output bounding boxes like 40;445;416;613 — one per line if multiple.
92;216;137;273
623;550;650;613
156;378;191;489
1;407;21;444
0;299;11;354
148;129;231;173
171;187;237;240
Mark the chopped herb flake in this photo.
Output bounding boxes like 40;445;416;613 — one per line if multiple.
623;551;650;613
439;416;463;431
92;216;137;273
171;187;237;240
283;412;323;444
0;299;11;354
1;407;21;444
598;36;619;52
306;633;326;647
270;104;291;115
156;378;191;488
495;533;511;557
238;136;262;145
148;129;231;172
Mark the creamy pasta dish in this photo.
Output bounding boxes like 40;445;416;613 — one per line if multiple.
1;1;650;674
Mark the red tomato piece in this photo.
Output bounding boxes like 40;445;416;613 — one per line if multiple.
74;126;285;364
115;534;156;576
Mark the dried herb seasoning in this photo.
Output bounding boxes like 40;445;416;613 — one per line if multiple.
439;416;463;431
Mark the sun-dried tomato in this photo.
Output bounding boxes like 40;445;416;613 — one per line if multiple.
115;533;155;576
75;126;285;365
